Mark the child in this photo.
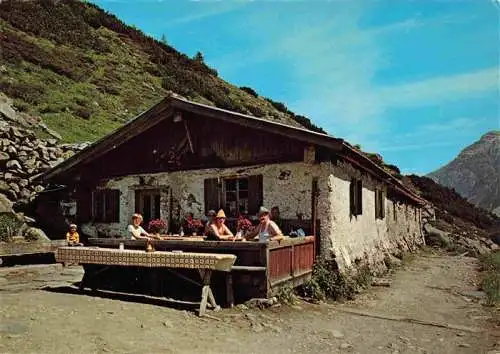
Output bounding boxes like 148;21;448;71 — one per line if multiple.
66;224;82;246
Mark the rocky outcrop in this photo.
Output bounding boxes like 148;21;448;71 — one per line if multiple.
423;220;499;257
428;131;500;216
0;97;90;242
0;112;89;209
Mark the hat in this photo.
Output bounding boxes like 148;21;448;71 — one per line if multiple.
69;224;77;229
207;210;216;216
258;206;270;216
216;209;226;218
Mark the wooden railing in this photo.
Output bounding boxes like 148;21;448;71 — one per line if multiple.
267;237;315;291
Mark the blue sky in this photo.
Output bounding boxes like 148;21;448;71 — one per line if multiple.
93;0;499;174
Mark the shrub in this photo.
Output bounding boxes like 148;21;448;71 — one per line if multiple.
301;257;372;302
479;251;500;306
239;86;258;97
0;212;23;242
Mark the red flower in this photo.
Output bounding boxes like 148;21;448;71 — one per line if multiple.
148;219;167;233
237;215;253;231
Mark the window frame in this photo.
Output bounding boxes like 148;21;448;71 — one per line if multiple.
375;188;385;220
350;178;363;216
92;189;120;223
222;177;250;218
204;174;263;217
135;189;161;226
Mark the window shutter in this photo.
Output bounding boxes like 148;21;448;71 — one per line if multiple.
92;190;104;222
356;180;363;215
248;174;263;215
204;178;220;213
135;190;140;214
349;179;356;216
381;190;385;219
77;190;91;223
105;190;120;222
375;189;380;219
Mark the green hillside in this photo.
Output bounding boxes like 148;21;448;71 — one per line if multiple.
0;0;324;143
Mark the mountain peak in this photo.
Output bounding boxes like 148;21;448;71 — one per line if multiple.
428;131;500;216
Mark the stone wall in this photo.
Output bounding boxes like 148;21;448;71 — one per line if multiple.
323;160;424;272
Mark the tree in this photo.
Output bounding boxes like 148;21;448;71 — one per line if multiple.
160;34;168;45
193;51;204;63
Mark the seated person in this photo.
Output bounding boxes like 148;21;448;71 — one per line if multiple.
244;206;284;242
206;209;234;241
127;213;151;240
66;224;82;246
204;209;216;236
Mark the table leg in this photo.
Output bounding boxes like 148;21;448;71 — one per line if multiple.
80;265;110;292
225;273;234;308
79;271;89;291
199;285;209;317
198;269;220;316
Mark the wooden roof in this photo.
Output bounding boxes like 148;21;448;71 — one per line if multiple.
40;94;425;204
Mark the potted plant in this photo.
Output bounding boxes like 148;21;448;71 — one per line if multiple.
148;219;167;236
236;215;254;237
184;214;204;236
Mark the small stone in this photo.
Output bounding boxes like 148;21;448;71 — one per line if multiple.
458;343;471;348
330;330;344;339
251;322;264;333
398;336;410;344
162;321;173;328
456;332;466;337
340;343;353;350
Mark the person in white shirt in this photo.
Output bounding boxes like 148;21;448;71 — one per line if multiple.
127;213;150;240
244;206;283;242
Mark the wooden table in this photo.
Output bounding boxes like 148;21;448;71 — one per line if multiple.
55;247;236;316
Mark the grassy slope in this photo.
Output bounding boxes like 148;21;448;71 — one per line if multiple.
0;0;323;143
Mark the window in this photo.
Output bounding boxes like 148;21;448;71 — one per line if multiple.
349;179;363;216
92;189;120;222
224;178;249;217
204;175;263;217
375;188;385;219
393;203;397;221
135;189;161;226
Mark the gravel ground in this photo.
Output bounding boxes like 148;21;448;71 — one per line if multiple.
0;252;499;354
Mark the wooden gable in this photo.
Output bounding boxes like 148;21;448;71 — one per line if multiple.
76;112;307;182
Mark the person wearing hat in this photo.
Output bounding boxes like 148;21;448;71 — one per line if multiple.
207;209;234;241
127;213;151;240
66;223;82;246
244;206;283;242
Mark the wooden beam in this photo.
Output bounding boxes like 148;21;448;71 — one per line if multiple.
171;98;344;153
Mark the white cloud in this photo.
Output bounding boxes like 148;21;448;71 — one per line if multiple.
163;3;246;27
379;68;498;107
212;3;498;153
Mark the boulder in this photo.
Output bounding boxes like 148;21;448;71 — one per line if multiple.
423;223;451;247
6;159;22;170
0;151;9;162
0;194;13;213
23;227;51;243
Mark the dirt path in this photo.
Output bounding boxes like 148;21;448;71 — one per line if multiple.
1;253;499;354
